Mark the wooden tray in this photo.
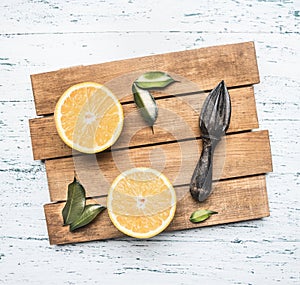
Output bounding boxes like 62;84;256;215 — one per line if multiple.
29;41;272;245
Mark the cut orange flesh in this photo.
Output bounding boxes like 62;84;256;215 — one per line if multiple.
107;168;176;238
54;82;123;154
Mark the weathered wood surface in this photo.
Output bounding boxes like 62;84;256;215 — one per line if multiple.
44;175;269;245
1;0;299;284
30;41;259;116
30;86;258;160
29;39;271;246
45;130;272;202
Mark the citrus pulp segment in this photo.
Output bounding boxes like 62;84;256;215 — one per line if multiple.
107;168;176;238
54;82;123;154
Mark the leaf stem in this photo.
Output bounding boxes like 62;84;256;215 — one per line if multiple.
151;125;154;134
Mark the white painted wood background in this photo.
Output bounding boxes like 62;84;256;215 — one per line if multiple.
1;0;299;284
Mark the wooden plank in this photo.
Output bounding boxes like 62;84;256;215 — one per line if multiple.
29;86;258;160
45;130;272;202
31;42;259;116
44;175;269;245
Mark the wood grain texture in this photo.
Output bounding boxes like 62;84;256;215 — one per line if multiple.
45;130;272;202
29;86;258;160
30;41;259;116
28;40;272;245
1;1;297;34
44;175;269;245
1;0;299;283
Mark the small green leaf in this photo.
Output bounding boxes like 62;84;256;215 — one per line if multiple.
62;177;86;226
70;204;106;231
135;71;176;89
132;83;158;126
189;209;218;223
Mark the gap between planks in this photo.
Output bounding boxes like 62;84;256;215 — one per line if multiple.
29;86;258;161
30;41;259;116
45;130;272;202
44;175;269;245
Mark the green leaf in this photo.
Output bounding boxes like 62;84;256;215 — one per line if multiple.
189;209;218;223
70;204;106;231
62;177;86;226
132;83;158;126
135;71;176;89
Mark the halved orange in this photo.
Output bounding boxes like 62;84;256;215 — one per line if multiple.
54;82;123;154
107;168;176;238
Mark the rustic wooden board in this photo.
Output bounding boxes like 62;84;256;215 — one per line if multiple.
45;130;272;202
29;86;258;160
28;41;272;245
44;175;269;245
31;41;259;116
3;1;297;282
